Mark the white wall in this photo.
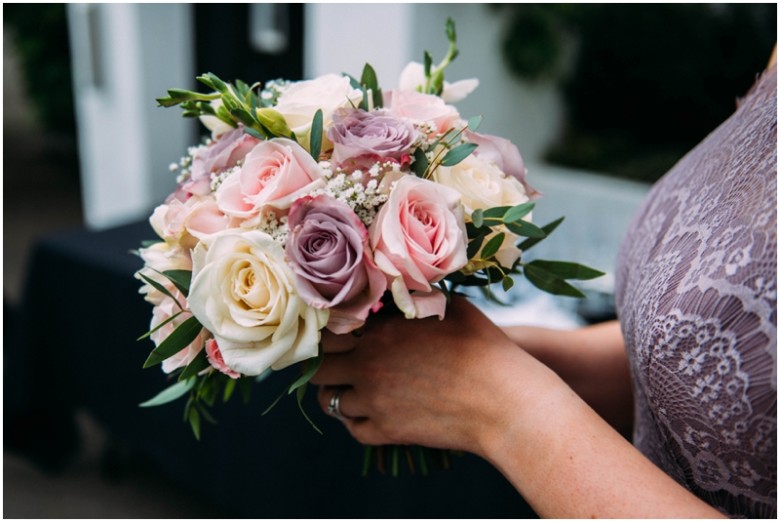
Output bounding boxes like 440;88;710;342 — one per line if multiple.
68;4;195;230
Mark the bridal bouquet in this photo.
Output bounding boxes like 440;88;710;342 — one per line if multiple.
136;20;601;445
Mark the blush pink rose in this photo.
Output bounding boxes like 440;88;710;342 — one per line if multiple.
150;197;233;250
205;339;241;379
216;138;325;218
150;294;206;374
184;126;261;196
463;130;540;199
286;195;386;334
383;89;461;134
369;175;468;319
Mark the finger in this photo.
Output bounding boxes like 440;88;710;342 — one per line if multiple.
320;329;359;353
309;352;354;386
344;418;391;446
317;386;369;420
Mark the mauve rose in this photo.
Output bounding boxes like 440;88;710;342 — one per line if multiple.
369;175;468;319
216;138;325;219
184;126;260;196
286;195;387;334
384;89;461;134
327;108;419;165
463;130;539;199
205;339;241;379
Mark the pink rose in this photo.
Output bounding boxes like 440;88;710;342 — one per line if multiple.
327;108;419;165
184;126;261;196
369;175;468;319
150;294;206;374
205;339;241;379
384;89;461;134
150;197;232;250
286;195;387;334
463;130;539;199
216;138;325;218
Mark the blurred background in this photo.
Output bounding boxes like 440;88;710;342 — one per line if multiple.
4;3;776;518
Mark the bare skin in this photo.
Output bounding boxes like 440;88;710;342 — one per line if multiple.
311;297;725;518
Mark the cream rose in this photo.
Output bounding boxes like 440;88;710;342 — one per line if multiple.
273;74;364;141
433;153;530;268
135;242;192;305
188;229;328;376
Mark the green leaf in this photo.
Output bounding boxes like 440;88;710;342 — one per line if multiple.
482;206;511;219
239;376;253;403
223;377;237;403
360;63;382;109
196;403;218;425
527;260;604;281
288;345;324;395
466;235;485;259
137;310;184;341
441;143;478;166
467;115;483;131
296;384;323;435
503;202;535;223
139;378;195;408
143;316;202;368
480;232;505;259
423;51;432;80
412;148;429;177
138;273;184;311
178;349;211;381
162;269;192;295
517;216;565;251
140;239;163;248
505;219;546;238
262;388;286;416
471;208;484;228
188;407;202;440
523;264;585;298
502;275;515;292
310;109;323;161
243;126;266;140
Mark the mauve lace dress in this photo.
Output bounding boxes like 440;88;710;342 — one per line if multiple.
614;65;777;518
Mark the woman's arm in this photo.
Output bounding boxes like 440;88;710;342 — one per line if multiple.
502;321;634;437
312;297;724;518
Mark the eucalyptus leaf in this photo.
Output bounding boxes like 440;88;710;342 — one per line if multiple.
178;349;210;381
296;384;323;435
466;235;485;259
310;109;323;161
527;260;604;281
505;219;546;238
196;403;218;425
471;209;484;228
143;316;202;368
223;378;237;403
412;148;429;177
139;378;195;408
162;269;192;295
523;264;585;298
482;206;511;219
480;232;505;259
518;216;565;251
467;115;483;131
138;273;184;311
502;275;515;292
137;310;184;341
503;202;535;223
288;345;324;395
188;407;202;440
243;126;266;140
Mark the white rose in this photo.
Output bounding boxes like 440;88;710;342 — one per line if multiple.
273;74;363;139
188;229;328;376
135;242;192;305
433;153;530;268
397;61;479;103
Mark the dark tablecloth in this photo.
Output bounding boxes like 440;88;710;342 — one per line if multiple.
5;220;536;518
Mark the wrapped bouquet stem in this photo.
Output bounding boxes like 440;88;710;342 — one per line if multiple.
136;19;602;472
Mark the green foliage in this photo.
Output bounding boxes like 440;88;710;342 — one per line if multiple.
493;4;777;182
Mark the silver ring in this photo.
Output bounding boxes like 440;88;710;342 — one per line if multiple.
327;389;347;421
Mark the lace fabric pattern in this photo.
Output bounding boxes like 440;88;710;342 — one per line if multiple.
614;66;777;518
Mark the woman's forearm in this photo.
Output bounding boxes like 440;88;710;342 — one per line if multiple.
474;350;724;519
502;320;634;436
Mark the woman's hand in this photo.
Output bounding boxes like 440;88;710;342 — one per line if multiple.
310;296;549;455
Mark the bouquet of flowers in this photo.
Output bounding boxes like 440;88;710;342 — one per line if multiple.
136;19;602;447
